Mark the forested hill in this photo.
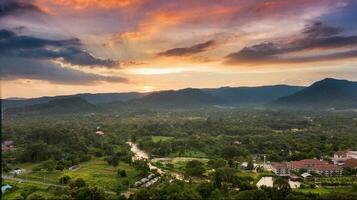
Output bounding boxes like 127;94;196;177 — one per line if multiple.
272;78;357;109
4;97;99;116
202;85;304;105
1;92;146;109
3;78;357;115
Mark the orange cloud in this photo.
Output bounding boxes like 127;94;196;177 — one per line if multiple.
36;0;144;10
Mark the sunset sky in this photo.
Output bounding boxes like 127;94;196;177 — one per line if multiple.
1;0;357;98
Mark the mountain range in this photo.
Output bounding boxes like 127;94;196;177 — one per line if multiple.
2;78;356;115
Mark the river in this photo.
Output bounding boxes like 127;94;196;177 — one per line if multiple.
127;141;184;180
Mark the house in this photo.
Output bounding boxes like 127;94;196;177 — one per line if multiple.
344;158;357;169
301;172;312;179
68;165;81;171
271;162;290;176
1;184;12;194
95;131;105;136
10;168;26;176
272;159;342;177
233;140;241;145
332;150;357;165
2;140;16;152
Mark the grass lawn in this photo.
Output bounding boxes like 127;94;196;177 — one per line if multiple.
169;150;208;158
236;171;275;184
12;157;142;192
65;157;142;191
151;136;174;143
295;187;336;195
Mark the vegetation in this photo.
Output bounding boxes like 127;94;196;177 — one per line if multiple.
2;109;357;199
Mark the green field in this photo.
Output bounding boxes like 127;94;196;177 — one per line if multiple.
235;171;276;184
2;179;56;200
151;136;174;143
295;187;338;195
13;157;142;192
66;157;141;191
169;150;208;158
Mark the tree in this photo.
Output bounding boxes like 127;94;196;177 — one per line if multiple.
70;178;86;188
247;159;254;170
74;186;106;200
118;169;127;177
221;146;239;159
235;190;268;200
107;155;119;167
185;160;205;176
273;177;292;197
42;159;56;172
196;182;213;198
59;175;71;185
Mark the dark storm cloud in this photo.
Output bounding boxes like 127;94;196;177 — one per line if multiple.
157;40;216;57
0;58;127;85
225;22;357;65
0;0;43;18
0;29;119;68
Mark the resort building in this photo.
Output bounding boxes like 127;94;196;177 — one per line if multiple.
272;159;342;176
332;150;357;166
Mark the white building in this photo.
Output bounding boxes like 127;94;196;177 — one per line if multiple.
332;150;357;165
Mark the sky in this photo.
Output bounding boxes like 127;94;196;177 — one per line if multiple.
1;0;357;98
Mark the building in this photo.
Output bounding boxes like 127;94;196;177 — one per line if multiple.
271;159;342;177
2;185;12;194
332;150;357;165
233;140;241;145
314;164;343;176
95;131;105;136
344;158;357;169
289;159;328;171
10;168;26;176
271;162;290;176
2;140;16;152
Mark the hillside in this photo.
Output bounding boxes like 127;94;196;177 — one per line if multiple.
2;92;146;109
273;78;357;109
4;97;99;116
127;88;224;108
203;85;304;105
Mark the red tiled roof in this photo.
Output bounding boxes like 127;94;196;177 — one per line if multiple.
290;159;327;169
344;159;357;168
314;164;341;171
272;162;288;169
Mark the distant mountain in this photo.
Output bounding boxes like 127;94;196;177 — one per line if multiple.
126;88;225;108
1;92;146;109
273;78;357;109
4;78;356;114
203;85;304;105
4;97;99;116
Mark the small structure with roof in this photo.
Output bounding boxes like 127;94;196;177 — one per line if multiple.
2;184;12;194
301;172;312;179
10;168;26;176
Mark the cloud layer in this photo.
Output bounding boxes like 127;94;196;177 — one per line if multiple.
0;29;125;85
157;40;216;57
225;22;357;65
